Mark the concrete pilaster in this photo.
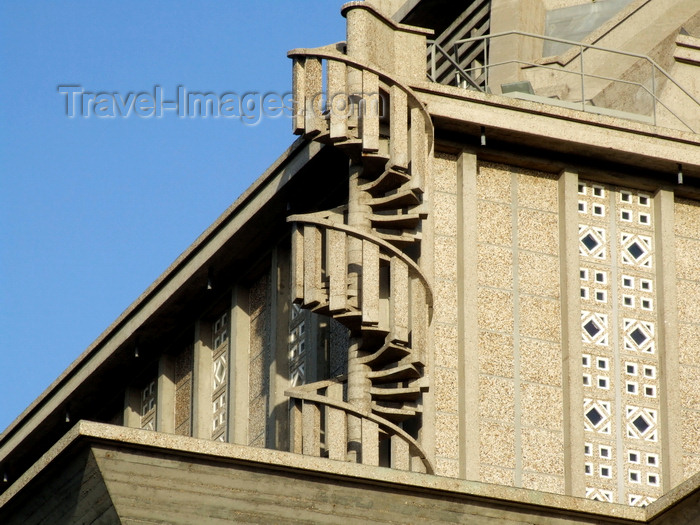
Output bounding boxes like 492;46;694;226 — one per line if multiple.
123;387;141;429
192;319;213;440
558;169;586;497
654;188;683;491
458;150;480;480
156;353;176;434
346;163;372;462
268;245;291;451
230;285;250;446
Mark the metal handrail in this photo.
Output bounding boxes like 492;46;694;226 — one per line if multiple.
456;57;694;132
427;40;483;91
427;30;699;133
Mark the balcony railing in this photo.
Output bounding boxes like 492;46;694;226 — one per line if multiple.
427;31;700;133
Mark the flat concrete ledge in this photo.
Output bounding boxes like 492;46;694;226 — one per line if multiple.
3;422;698;523
412;80;700;185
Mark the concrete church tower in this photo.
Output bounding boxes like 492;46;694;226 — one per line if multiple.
2;1;700;522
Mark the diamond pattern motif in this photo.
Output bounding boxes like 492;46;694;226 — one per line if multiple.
213;354;227;390
630;328;647;346
581;312;608;346
586;407;603;426
579;226;606;259
584;320;601;338
623;319;655;354
620;233;652;268
582;234;599;251
584;399;611;434
586;487;614;503
626;406;658;442
211;311;229;441
633;415;650;433
627;242;644;260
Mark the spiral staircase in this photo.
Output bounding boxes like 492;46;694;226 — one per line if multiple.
284;45;435;473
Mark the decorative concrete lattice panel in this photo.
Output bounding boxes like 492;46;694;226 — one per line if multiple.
578;181;661;506
140;380;156;431
211;311;230;442
289;303;309;388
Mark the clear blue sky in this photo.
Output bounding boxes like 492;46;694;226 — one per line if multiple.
0;1;347;433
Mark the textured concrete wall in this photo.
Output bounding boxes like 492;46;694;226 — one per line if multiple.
89;439;644;525
674;198;700;481
249;273;271;447
475;161;564;493
432;151;461;478
0;448;118;525
430;154;565;490
174;344;193;436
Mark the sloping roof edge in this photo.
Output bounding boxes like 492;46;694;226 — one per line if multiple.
0;137;323;458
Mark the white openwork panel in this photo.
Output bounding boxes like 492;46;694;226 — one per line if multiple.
211;310;231;441
212;354;228;390
579;225;608;260
213;312;229;350
585;487;614;503
289;301;310;389
140;380;157;431
577;180;661;506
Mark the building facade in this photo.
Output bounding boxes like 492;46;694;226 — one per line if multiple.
2;0;700;523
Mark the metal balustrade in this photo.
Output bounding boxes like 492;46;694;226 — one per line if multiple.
427;31;700;133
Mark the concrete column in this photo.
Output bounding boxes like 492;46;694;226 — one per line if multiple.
156;353;176;434
230;285;250;446
654;188;683;491
192;319;213;439
488;0;545;93
344;1;431;82
123;386;141;429
346;162;372;462
458;150;480;480
558;169;586;497
268;245;291;451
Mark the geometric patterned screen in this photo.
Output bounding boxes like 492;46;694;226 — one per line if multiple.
140;380;157;431
212;311;230;442
578;180;661;506
289;303;308;388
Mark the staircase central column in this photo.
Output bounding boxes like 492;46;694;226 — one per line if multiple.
346;160;373;462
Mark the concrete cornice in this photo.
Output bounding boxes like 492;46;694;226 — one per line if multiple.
412;81;700;181
2;421;699;523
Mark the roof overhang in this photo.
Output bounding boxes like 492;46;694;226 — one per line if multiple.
1;421;698;523
0;137;348;483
